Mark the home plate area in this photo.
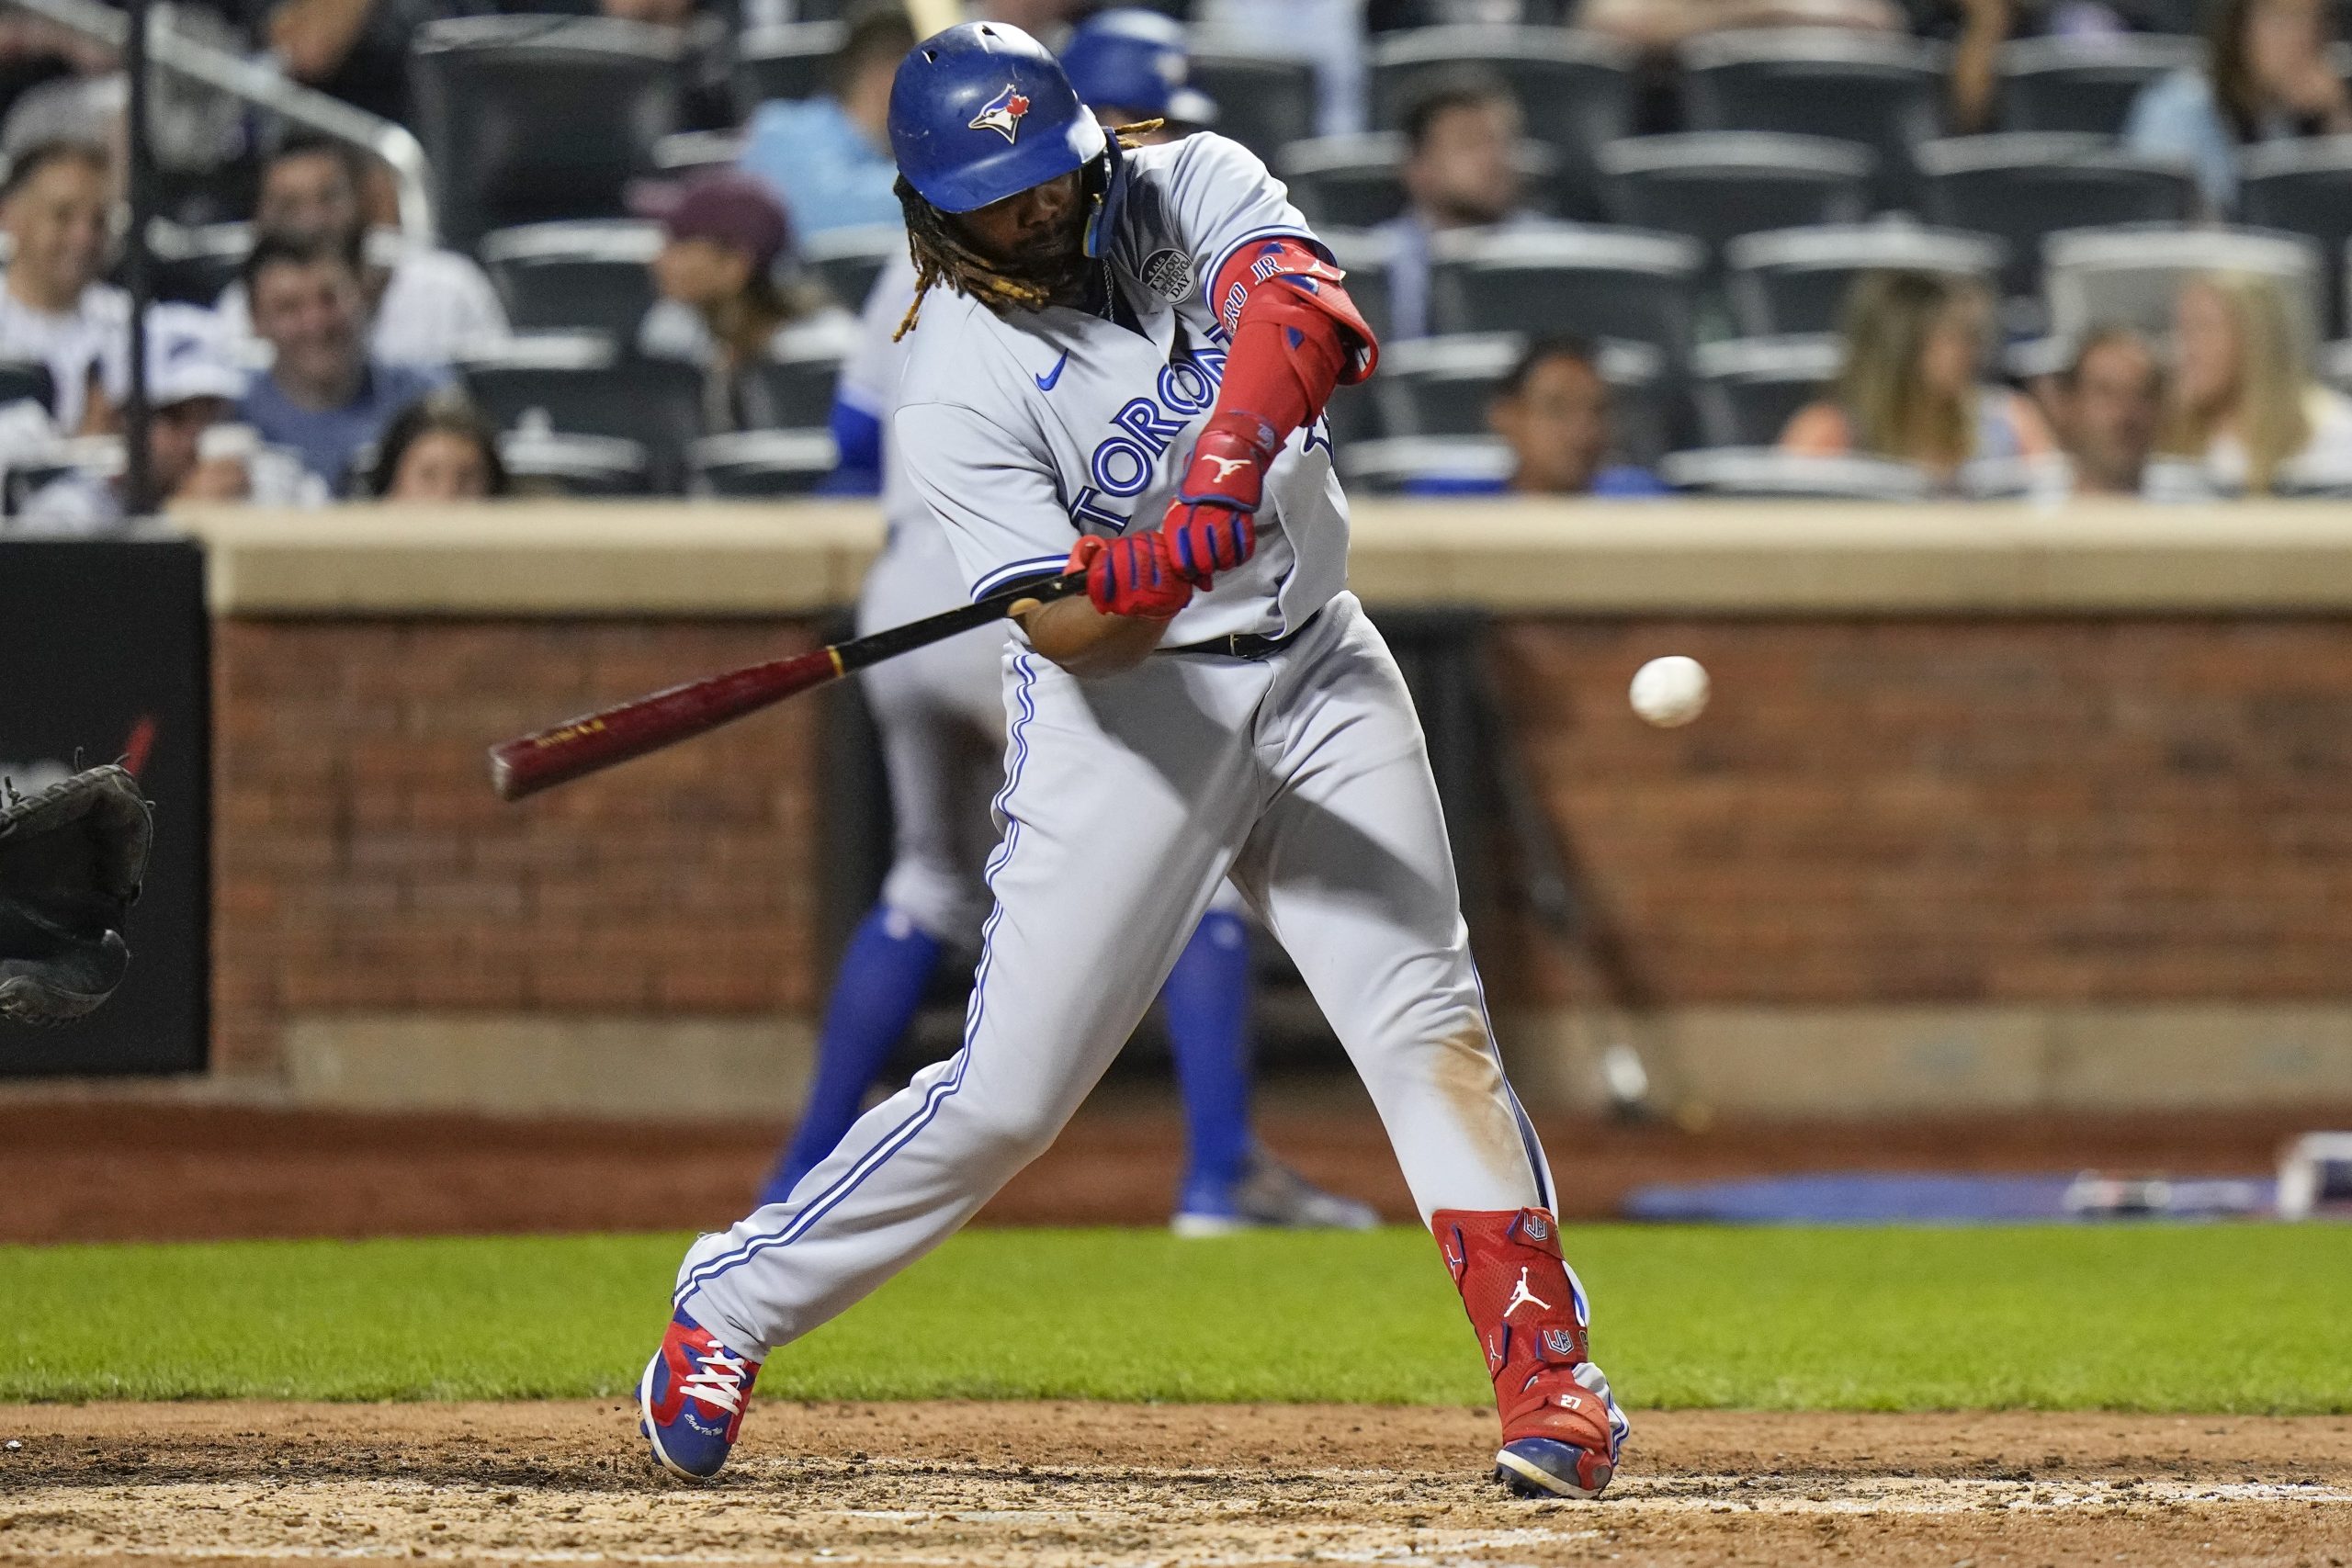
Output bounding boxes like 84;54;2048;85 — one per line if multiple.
3;1404;2346;1567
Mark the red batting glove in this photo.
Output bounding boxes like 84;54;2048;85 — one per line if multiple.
1161;412;1277;587
1066;533;1193;620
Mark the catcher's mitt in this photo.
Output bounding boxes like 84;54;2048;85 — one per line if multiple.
0;764;154;1026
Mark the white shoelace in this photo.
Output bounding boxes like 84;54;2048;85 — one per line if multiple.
680;1350;751;1415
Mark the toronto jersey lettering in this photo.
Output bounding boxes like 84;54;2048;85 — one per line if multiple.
893;133;1347;645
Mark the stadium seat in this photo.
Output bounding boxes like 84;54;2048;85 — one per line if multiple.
1338;435;1513;494
1374;332;1668;463
1279;134;1562;228
652;129;747;182
1690;335;1842;447
1916;134;2198;299
0;357;55;414
690;430;840;496
409;15;684;251
1996;35;2203;135
1323;228;1395;347
1279;135;1409;229
1366;26;1637;218
458;333;703;493
1679;28;1945;210
1725;223;2005;336
1186;46;1317;164
146;219;250;307
500;426;652;496
731;21;845;118
479;220;662;339
2238;139;2352;336
1319;228;1392;446
1596;134;1874;265
1658;447;1933;499
2322;338;2352;394
752;344;846;431
1427;227;1703;372
803;223;902;313
2043;224;2324;350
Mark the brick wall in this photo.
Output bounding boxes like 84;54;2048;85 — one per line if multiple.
211;614;2352;1080
1488;618;2352;1006
211;619;827;1075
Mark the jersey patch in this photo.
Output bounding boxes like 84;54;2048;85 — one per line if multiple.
1141;248;1195;302
969;85;1031;143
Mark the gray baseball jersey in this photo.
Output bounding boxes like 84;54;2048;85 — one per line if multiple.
893;133;1347;644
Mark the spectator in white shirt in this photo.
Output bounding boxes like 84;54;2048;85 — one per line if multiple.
17;303;254;533
0;139;126;434
2160;270;2352;494
215;136;508;371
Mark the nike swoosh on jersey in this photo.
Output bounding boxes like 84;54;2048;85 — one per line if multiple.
1035;350;1070;391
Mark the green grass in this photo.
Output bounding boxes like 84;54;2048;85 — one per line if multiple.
2;1226;2346;1412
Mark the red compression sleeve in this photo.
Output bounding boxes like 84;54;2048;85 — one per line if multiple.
1206;237;1379;445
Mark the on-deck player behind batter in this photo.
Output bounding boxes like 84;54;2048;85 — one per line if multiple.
771;6;1376;1236
643;21;1628;1501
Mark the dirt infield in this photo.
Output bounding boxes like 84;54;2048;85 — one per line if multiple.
0;1401;2345;1567
0;1091;2332;1243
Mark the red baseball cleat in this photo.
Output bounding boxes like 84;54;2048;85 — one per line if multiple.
1435;1207;1630;1499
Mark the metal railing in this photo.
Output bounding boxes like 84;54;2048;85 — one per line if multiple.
5;0;435;242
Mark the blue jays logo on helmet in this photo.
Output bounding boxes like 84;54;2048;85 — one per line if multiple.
969;84;1031;143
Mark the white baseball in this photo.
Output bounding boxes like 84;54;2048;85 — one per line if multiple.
1629;656;1710;728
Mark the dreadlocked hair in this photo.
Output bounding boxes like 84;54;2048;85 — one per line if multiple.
893;120;1165;342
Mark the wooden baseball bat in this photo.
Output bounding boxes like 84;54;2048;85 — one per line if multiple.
488;569;1086;802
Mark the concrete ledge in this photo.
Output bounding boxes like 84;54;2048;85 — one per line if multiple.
172;499;2352;617
1501;1004;2352;1117
280;1015;815;1118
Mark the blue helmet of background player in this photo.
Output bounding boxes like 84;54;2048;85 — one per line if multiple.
888;21;1108;216
1060;8;1218;130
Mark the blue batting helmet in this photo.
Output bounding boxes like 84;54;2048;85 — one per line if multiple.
1061;9;1217;128
888;21;1109;216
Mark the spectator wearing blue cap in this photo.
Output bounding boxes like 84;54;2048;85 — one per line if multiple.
1061;7;1219;134
738;2;918;238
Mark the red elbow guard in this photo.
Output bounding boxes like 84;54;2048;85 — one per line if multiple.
1206;236;1380;443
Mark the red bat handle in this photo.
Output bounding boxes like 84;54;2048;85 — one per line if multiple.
487;647;843;801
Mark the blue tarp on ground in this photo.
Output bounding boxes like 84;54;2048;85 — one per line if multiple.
1621;1172;2278;1224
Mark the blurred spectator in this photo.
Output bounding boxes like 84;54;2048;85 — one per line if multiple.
1578;0;1903;56
216;137;508;371
2123;0;2351;215
367;390;510;501
1780;269;2056;483
2047;326;2162;496
1062;8;1220;132
17;304;250;531
639;172;855;433
1942;0;2139;133
739;1;915;238
1413;336;1668;496
2160;271;2352;493
237;231;446;491
0;140;125;434
1376;73;1544;343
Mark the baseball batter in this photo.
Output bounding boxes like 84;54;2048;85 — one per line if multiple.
642;21;1628;1501
763;12;1375;1236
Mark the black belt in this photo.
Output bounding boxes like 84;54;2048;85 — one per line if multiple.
1163;608;1321;660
